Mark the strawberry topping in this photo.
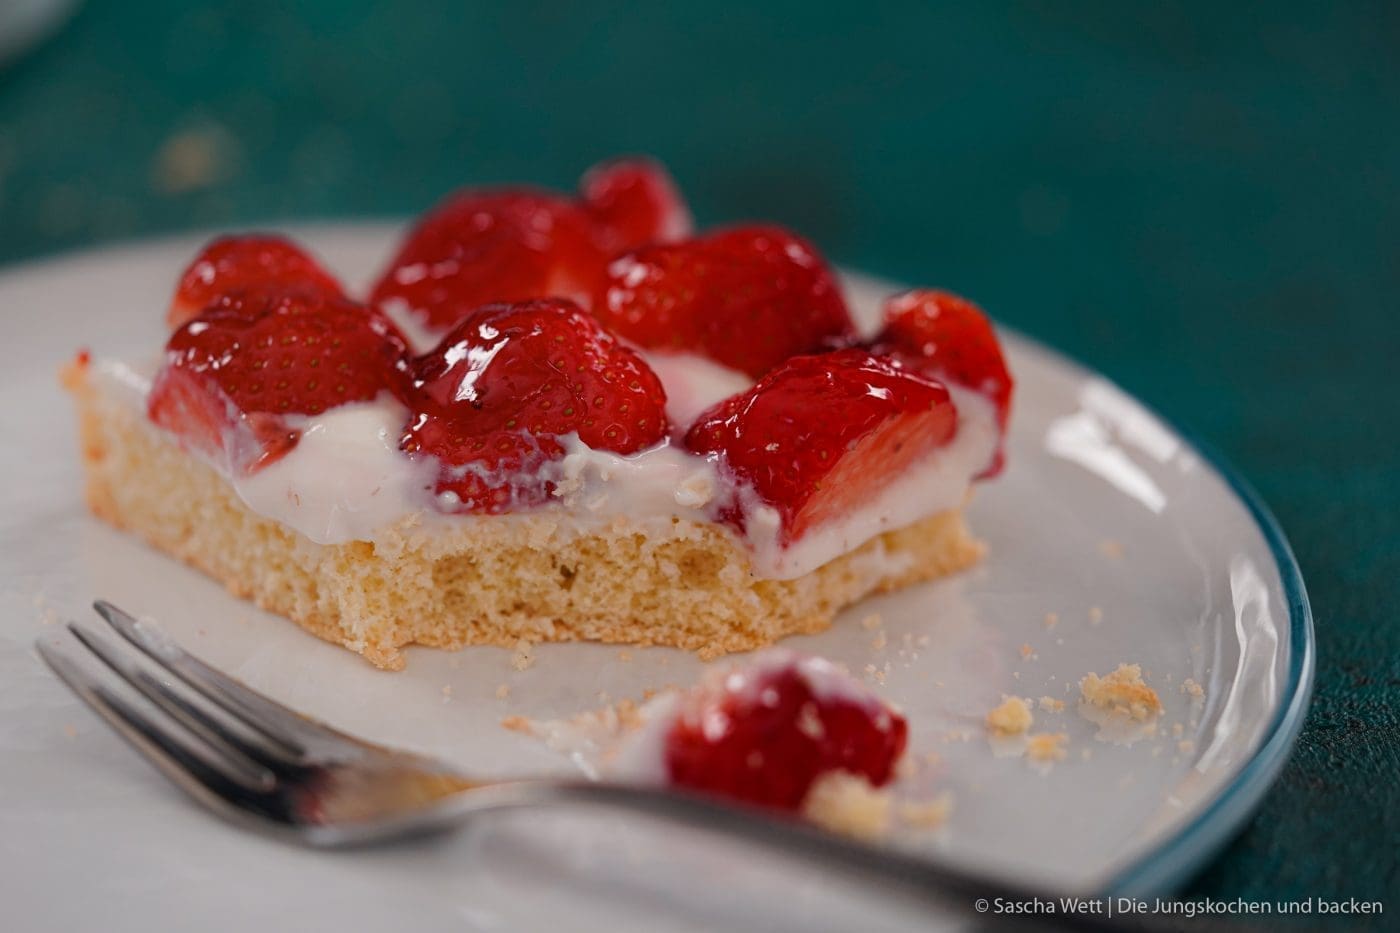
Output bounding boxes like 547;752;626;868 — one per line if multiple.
370;190;608;334
664;649;908;811
168;235;342;330
868;290;1012;476
149;290;408;472
685;349;957;543
594;225;856;379
578;157;693;252
399;299;668;512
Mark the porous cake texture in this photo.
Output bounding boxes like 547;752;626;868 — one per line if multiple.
65;359;983;670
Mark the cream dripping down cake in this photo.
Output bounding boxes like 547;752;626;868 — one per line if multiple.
63;158;1013;669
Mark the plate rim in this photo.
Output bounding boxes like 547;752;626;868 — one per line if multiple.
1;229;1316;898
995;331;1315;897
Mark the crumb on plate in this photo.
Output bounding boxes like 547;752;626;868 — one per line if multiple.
986;695;1034;736
1079;663;1162;721
1025;731;1068;762
511;638;536;671
801;772;892;840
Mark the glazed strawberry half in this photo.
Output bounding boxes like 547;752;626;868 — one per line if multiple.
664;649;908;811
685;349;957;543
869;290;1013;476
149;290;408;473
400;298;668;512
595;225;856;379
578;157;693;253
168;235;343;330
371;190;607;333
372;159;692;335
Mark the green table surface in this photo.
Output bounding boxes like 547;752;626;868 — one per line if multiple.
2;0;1396;920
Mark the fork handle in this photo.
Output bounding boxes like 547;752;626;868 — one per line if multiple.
431;780;1205;933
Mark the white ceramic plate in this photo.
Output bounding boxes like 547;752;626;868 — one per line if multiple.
0;226;1312;932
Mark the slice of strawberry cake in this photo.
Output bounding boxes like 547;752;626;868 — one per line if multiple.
64;157;1012;669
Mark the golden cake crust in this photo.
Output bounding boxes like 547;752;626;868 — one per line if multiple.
64;358;984;669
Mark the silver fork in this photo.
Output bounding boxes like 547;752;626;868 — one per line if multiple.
38;600;1152;930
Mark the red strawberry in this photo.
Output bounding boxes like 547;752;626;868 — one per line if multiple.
168;235;342;330
578;157;693;252
870;290;1012;424
685;349;957;543
400;299;668;512
149;290;408;472
594;225;856;379
370;190;608;334
664;649;908;811
869;290;1012;476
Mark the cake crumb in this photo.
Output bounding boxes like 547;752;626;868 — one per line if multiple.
898;792;954;830
1098;539;1124;560
986;695;1034;736
1171;722;1184;738
1025;732;1068;763
610;697;646;730
1043;612;1059;629
62;723;78;739
1178;739;1196;754
617;650;633;662
1180;678;1205;699
495;683;510;700
860;613;883;630
440;685;453;703
511;638;536;671
1088;606;1104;625
1080;747;1093;761
871;630;887;651
501;715;532;734
1079;664;1162;721
1038;696;1066;713
802;772;891;841
1019;643;1035;660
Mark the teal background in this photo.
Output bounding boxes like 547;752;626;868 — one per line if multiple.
2;0;1396;915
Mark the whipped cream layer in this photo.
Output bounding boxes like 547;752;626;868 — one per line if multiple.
93;351;996;580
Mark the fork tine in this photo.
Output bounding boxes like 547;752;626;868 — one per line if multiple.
37;633;275;795
93;600;364;755
68;623;298;770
